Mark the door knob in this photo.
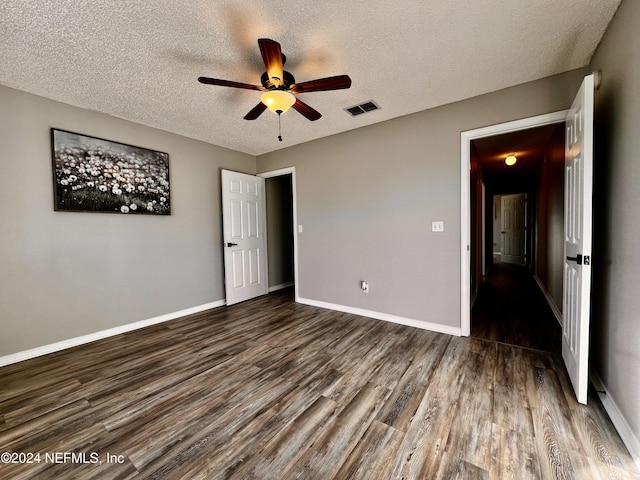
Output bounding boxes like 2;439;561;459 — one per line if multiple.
225;242;238;247
566;254;583;265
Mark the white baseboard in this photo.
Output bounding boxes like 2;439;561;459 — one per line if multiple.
297;297;462;337
268;281;294;293
533;274;563;327
0;299;226;367
590;370;640;470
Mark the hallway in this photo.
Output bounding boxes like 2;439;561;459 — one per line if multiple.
471;262;562;353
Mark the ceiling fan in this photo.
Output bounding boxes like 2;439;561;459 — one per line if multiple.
198;38;351;140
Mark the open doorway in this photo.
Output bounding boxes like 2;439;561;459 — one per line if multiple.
463;116;566;352
259;167;299;301
463;75;596;403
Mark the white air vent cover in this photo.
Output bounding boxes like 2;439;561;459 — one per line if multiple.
345;100;380;116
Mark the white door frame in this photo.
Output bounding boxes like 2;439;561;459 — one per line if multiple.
460;111;567;336
258;167;300;302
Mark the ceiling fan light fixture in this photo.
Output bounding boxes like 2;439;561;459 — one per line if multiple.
261;90;296;114
505;154;517;166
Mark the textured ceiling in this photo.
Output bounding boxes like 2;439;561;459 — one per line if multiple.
0;1;620;156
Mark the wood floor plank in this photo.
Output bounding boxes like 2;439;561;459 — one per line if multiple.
117;365;294;470
331;419;404;480
100;361;260;433
322;332;405;406
0;399;94;448
493;343;536;435
1;378;84;428
137;377;303;478
444;339;496;471
84;350;229;406
388;337;476;478
432;451;490;480
187;370;345;479
490;422;541;479
0;287;637;480
376;333;450;432
280;382;392;479
371;329;441;384
225;395;343;480
472;263;561;353
528;365;580;479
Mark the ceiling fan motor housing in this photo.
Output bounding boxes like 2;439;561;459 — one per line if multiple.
261;70;296;90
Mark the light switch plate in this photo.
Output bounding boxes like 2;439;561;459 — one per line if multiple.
432;221;444;232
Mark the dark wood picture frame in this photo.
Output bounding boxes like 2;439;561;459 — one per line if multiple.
51;129;170;215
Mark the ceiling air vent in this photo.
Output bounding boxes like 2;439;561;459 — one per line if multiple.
345;100;380;116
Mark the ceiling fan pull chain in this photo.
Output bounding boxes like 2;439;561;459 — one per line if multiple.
278;111;283;141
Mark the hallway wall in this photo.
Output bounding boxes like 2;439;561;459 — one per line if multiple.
534;123;565;313
589;0;640;460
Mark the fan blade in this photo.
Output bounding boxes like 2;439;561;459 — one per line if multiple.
258;38;284;87
292;98;322;121
198;77;265;91
290;75;351;94
243;102;268;120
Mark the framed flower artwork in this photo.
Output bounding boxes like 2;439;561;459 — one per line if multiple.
50;129;170;215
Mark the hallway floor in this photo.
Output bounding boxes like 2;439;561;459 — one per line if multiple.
472;262;562;353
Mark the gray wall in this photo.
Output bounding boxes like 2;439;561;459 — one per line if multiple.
589;0;640;451
256;69;586;328
534;124;565;311
0;85;255;356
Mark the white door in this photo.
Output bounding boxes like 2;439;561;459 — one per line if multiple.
501;193;526;265
221;169;268;306
562;74;595;405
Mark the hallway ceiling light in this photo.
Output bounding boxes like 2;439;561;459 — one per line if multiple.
505;154;517;166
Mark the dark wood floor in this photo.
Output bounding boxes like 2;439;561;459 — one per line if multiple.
472;262;562;353
1;288;638;479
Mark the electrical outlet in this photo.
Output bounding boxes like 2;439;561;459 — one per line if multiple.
361;281;369;293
